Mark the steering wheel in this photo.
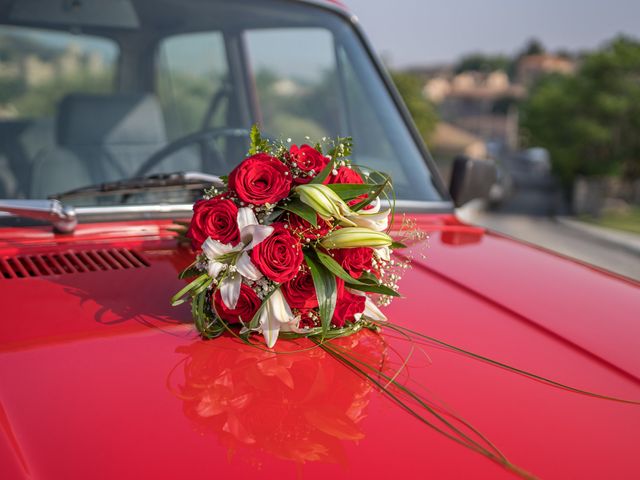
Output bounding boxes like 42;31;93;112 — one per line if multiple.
133;127;250;178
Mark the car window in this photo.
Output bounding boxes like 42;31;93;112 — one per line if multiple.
243;25;438;200
0;26;118;119
156;31;229;140
245;28;342;141
0;0;445;211
0;26;118;199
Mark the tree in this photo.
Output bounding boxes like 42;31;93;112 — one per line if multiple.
454;53;511;74
520;39;545;57
520;36;640;186
390;71;438;142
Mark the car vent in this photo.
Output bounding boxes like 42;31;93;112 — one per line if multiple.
0;248;149;279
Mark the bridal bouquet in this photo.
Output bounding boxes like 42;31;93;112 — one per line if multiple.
172;127;405;347
170;127;639;479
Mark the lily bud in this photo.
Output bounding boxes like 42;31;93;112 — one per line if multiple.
320;227;393;249
295;184;356;226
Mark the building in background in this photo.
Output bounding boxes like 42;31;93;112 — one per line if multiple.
417;53;576;159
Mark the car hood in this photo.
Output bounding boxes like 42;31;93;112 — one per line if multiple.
1;215;639;479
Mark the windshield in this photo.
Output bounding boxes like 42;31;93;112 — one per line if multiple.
0;0;445;212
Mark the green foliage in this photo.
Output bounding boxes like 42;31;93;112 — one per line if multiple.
170;273;210;306
6;71;112;117
580;206;640;234
279;199;318;226
315;249;366;286
0;77;25;104
0;30;116;117
248;124;270;155
455;39;545;79
454;53;511;74
304;253;337;339
325;183;378;200
519;38;546;57
309;158;335;185
520;36;640;185
390;71;438;142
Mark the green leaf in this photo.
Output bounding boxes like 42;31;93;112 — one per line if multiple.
305;253;337;339
192;277;213;296
309;158;335;184
358;271;379;284
171;273;209;306
314;258;400;296
178;262;201;279
192;290;205;332
279;199;318;226
249;124;260;155
347;282;400;297
315;249;366;286
248;124;269;155
262;208;284;225
351;179;389;211
326;183;382;201
390;241;407;249
193;291;224;339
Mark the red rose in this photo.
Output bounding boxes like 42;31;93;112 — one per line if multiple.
332;280;366;327
331;247;374;279
186;197;240;249
296;309;318;329
282;267;318;309
327;166;368;206
289;144;329;184
327;166;363;185
251;223;303;283
213;283;261;325
228;153;292;205
286;213;330;241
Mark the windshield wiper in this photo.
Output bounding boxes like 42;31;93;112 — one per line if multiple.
52;171;224;201
0;199;77;233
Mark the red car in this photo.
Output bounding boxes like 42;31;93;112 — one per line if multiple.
1;1;639;478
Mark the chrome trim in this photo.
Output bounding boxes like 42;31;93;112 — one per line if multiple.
71;199;453;221
389;200;454;213
75;204;194;215
0;199;77;233
0;199;453;225
74;203;195;222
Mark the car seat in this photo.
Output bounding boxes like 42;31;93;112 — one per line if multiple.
30;93;199;198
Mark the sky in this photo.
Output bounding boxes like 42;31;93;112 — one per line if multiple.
343;0;640;68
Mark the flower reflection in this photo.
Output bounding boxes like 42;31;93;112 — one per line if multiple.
168;330;386;465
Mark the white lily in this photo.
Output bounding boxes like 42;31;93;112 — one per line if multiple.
350;288;388;322
375;245;392;262
202;207;273;310
363;297;388;322
258;289;296;348
347;204;391;231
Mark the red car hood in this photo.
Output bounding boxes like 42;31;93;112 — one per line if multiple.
1;214;639;479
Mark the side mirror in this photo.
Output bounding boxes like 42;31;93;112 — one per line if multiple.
449;155;497;207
